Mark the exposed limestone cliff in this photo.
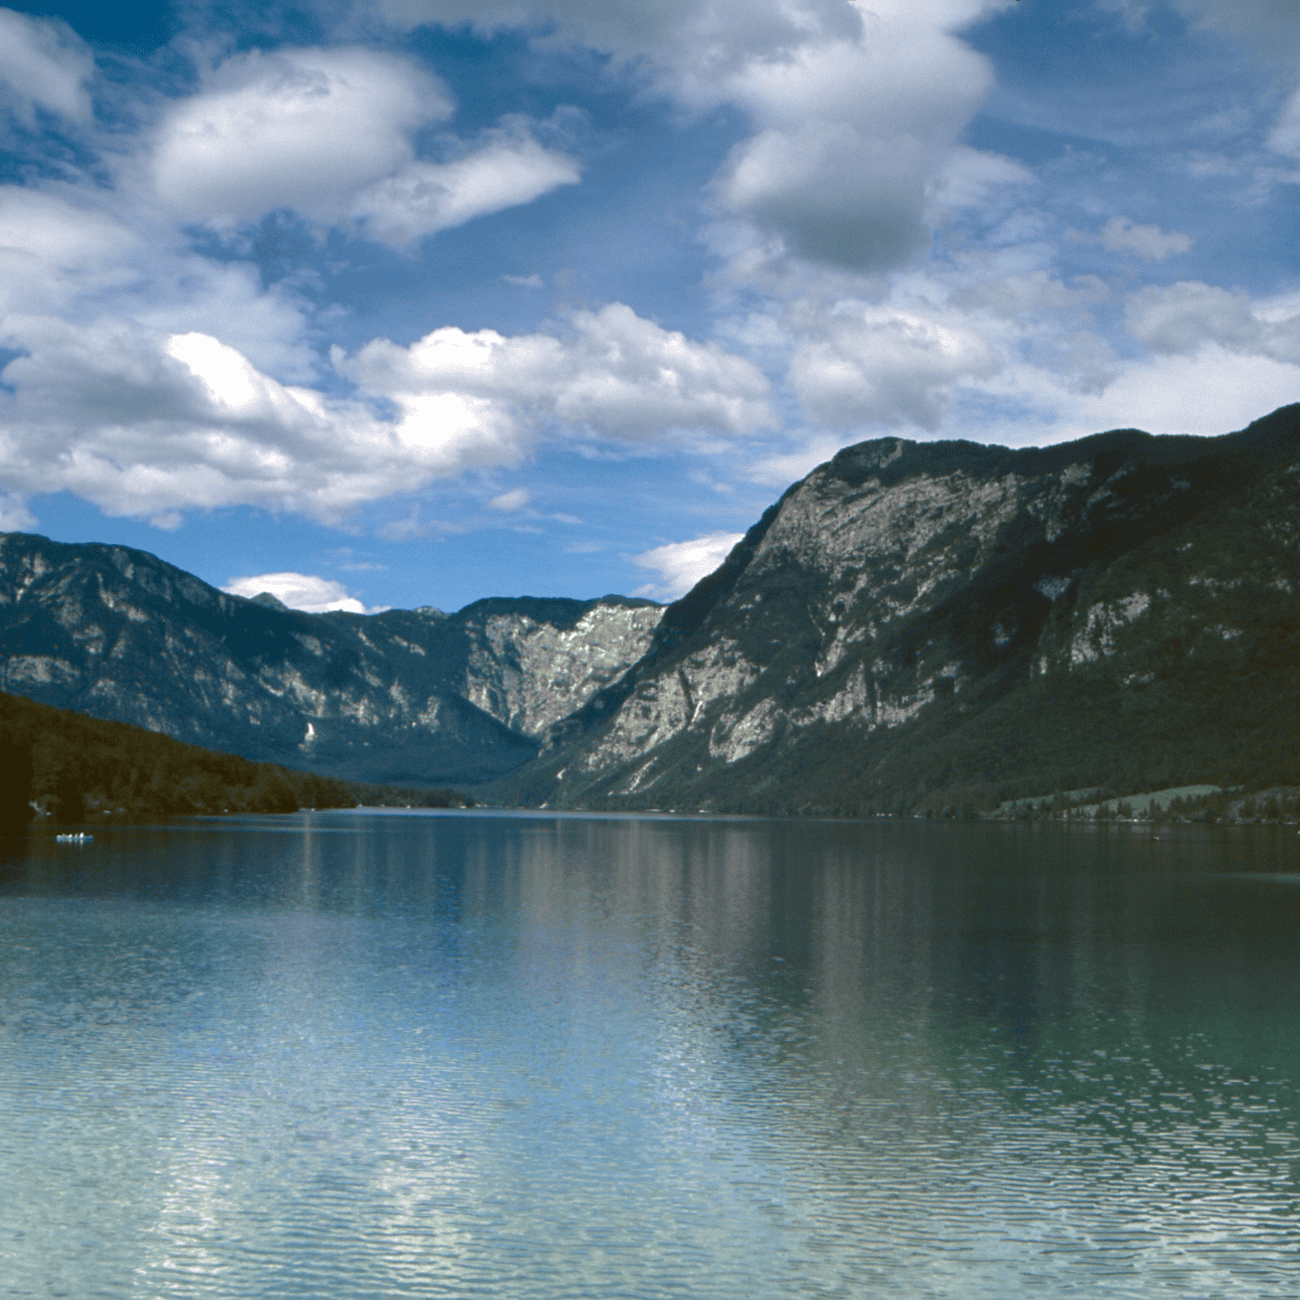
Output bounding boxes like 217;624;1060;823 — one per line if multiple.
498;404;1300;814
0;537;660;786
462;603;664;736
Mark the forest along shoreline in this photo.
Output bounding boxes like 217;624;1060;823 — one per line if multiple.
986;783;1300;825
6;686;1300;833
0;691;470;831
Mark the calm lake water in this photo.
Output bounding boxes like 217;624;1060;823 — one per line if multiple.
1;811;1298;1298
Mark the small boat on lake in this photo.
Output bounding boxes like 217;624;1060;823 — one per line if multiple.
55;833;94;843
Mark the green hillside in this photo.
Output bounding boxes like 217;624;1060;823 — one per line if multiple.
0;690;468;830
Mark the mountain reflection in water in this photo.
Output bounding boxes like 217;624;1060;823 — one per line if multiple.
1;812;1297;1298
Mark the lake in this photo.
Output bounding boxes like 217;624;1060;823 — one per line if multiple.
1;811;1298;1298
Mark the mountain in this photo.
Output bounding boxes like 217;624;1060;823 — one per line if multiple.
495;403;1300;815
0;689;472;828
11;403;1300;814
0;534;660;786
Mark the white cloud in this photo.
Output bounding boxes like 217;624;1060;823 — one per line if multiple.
372;0;865;79
746;434;849;488
927;145;1034;217
0;317;478;522
0;301;770;525
340;301;774;448
0;492;36;531
152;47;447;226
373;0;1010;99
148;46;579;245
952;267;1111;319
1038;346;1300;442
128;259;319;381
712;19;996;272
1125;281;1300;362
1097;216;1193;261
0;187;142;314
0;185;314;379
351;133;580;249
373;0;1013;276
8;0;1286;557
788;306;999;429
222;572;386;614
737;231;1300;465
0;187;318;383
488;487;531;511
631;530;744;600
0;9;93;124
0;319;371;520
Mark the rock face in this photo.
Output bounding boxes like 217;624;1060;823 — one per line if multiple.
500;404;1300;814
459;599;665;737
0;536;660;786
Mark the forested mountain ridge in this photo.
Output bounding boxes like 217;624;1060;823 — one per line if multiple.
0;535;660;786
495;403;1300;815
0;689;470;828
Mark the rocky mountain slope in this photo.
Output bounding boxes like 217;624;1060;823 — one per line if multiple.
0;535;660;786
497;403;1300;815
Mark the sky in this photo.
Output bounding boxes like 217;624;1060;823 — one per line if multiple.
1;0;1298;613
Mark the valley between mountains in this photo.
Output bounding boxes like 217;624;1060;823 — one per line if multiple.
6;402;1300;816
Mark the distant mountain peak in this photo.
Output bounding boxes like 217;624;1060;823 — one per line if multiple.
0;534;662;787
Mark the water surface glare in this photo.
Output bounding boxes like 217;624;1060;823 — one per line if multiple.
2;811;1298;1297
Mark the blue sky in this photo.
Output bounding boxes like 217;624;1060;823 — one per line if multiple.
1;0;1298;613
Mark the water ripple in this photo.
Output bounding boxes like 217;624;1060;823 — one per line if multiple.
1;816;1298;1296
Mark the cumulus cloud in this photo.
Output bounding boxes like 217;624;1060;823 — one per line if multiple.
373;0;1009;99
1097;216;1193;261
0;31;763;535
0;187;142;314
631;530;744;600
0;302;771;525
152;47;446;225
0;9;93;124
371;0;865;80
1;183;313;376
0;183;317;379
149;46;577;242
1125;281;1300;362
340;301;774;447
222;572;386;613
788;307;999;429
951;267;1111;320
0;319;397;522
372;0;1013;275
712;18;996;271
